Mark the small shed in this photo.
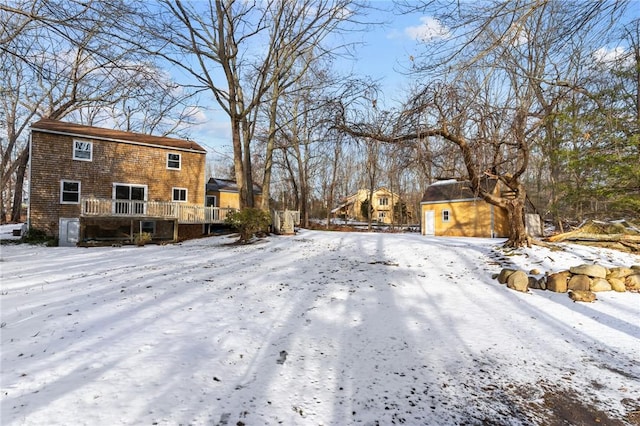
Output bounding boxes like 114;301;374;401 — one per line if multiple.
420;178;510;238
205;178;263;209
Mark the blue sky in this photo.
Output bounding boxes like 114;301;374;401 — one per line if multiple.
188;4;435;157
189;1;640;160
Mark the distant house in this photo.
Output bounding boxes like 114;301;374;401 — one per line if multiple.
28;119;222;246
205;177;263;210
420;178;542;238
331;188;412;225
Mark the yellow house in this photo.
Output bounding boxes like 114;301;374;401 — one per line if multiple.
420;179;510;238
331;187;411;224
205;177;263;209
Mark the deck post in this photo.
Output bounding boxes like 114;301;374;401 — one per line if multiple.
173;219;179;242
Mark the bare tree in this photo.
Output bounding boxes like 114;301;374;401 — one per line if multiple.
335;0;632;247
0;0;198;223
134;0;368;210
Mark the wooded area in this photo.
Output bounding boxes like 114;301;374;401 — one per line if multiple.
1;0;638;247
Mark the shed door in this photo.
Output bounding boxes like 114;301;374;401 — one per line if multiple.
424;210;435;235
59;218;80;247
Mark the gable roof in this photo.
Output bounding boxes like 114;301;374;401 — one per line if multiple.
421;178;498;203
206;177;262;194
331;187;400;213
30;118;206;153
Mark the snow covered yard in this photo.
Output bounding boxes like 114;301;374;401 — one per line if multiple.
1;229;639;425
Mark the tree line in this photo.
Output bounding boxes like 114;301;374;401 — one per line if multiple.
1;0;638;247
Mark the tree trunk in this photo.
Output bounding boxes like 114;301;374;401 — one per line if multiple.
504;197;530;248
229;115;247;209
11;148;28;223
325;140;341;229
242;117;254;208
260;88;279;212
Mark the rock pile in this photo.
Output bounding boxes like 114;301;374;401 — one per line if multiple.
496;264;640;302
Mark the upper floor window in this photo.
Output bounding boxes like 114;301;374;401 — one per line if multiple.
172;187;187;202
379;197;389;206
60;180;81;204
73;140;92;161
442;209;451;222
167;153;181;169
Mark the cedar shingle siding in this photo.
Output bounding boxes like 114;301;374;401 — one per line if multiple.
420;179;510;238
205;177;263;209
29;119;206;239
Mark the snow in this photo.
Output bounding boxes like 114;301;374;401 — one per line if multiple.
429;179;459;186
1;228;639;425
0;224;23;241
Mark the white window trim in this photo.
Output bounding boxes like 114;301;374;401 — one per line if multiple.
72;139;93;161
112;183;148;215
172;187;188;203
60;180;81;204
442;209;451;222
167;153;181;170
140;221;156;234
112;183;148;200
379;197;389;206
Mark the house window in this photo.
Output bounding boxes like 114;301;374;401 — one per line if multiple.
113;183;147;214
141;221;156;234
73;140;93;161
379;197;389;206
206;196;217;207
167;153;181;169
60;180;81;204
378;211;387;220
172;188;187;202
442;209;451;222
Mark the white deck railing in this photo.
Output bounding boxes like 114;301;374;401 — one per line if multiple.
81;198;235;224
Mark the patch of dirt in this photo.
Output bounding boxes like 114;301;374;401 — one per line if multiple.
514;381;640;426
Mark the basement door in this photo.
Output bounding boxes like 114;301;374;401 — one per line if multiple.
424;210;435;235
59;218;80;247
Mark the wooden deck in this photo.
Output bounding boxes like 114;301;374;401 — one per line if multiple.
81;198;235;224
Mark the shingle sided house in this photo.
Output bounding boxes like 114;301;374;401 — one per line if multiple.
331;187;412;224
420;178;509;238
28;119;214;246
206;177;263;210
420;178;543;238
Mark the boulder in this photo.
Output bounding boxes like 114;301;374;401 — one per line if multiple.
607;267;635;279
547;271;571;293
590;278;612;292
607;277;626;292
529;268;541;275
528;276;540;290
568;274;591;291
538;276;547;291
507;270;529;292
569;264;607;279
625;274;640;292
568;290;596;303
498;268;517;284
